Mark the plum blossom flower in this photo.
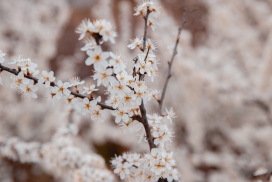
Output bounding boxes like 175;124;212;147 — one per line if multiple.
163;169;179;182
91;105;106;122
81;38;97;51
76;19;95;40
99;21;117;44
161;151;175;170
54;80;71;100
128;37;143;49
38;71;55;87
10;71;29;88
105;94;120;109
8;54;24;65
82;84;98;95
146;39;157;51
153;125;173;147
109;52;126;74
19;80;38;98
111;107;130;124
93;67;115;87
113;161;131;180
44;87;58;103
85;46;109;69
134;3;147;17
151;160;166;176
148;18;159;31
93;19;108;33
0;50;5;63
77;97;97;115
108;80;131;98
132;88;147;105
150;89;160;100
165;108;177;123
69;77;85;87
17;58;38;72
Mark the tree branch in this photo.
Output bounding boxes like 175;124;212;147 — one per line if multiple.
0;63;114;110
138;8;157;151
158;8;193;115
140;100;156;150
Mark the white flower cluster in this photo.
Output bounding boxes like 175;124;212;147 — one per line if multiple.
76;19;117;44
0;50;108;122
105;1;178;181
0;118;114;182
7;54;39;98
111;110;177;182
134;0;160;31
0;0;180;181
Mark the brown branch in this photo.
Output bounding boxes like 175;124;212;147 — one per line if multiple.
140;100;156;150
158;8;193;115
0;63;114;110
138;7;157;151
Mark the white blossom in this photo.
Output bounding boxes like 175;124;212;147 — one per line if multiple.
85;46;109;69
76;19;95;40
10;71;29;88
93;67;115;87
128;37;143;49
0;50;5;63
19;80;38;98
82;84;98;95
38;71;55;87
54;80;71;100
69;77;85;87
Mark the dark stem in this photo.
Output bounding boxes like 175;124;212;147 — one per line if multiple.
138;7;156;151
139;100;156;150
158;8;190;115
0;63;114;110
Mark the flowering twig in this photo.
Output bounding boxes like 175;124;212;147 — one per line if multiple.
138;7;156;151
0;63;114;110
158;8;190;115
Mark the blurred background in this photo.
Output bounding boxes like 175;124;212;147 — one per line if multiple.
0;0;272;181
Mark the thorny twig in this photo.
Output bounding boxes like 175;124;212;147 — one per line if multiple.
158;8;196;115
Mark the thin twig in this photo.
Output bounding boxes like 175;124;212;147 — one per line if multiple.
158;8;194;115
143;9;151;51
0;63;114;110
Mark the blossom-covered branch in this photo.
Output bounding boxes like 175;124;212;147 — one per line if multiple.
0;112;114;181
0;0;180;181
0;63;114;110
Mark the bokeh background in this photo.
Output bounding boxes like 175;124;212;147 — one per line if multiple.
1;0;272;181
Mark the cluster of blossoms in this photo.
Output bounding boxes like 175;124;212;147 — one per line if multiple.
0;116;114;182
76;18;117;44
111;114;178;182
0;0;180;181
